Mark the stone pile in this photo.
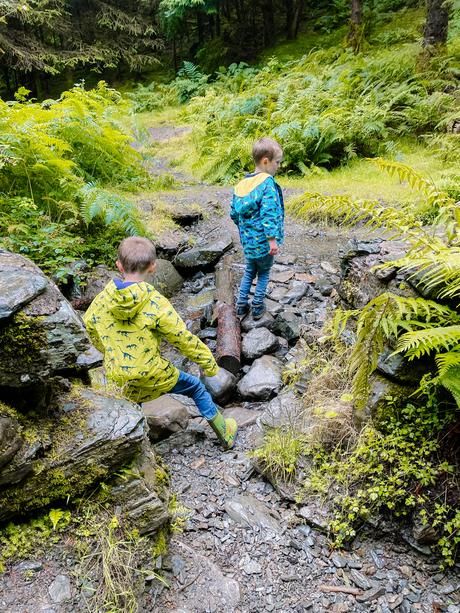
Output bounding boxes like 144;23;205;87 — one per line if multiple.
0;249;169;530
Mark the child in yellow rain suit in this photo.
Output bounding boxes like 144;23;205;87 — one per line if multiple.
83;236;237;450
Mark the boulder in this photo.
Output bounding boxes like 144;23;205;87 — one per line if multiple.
0;252;97;392
237;355;283;400
274;311;302;343
174;237;233;273
110;442;170;534
70;264;116;310
201;368;237;405
257;391;302;430
362;374;412;428
0;250;48;319
155;229;188;261
377;346;430;385
0;388;148;521
242;327;279;360
280;282;310;305
151;259;184;298
225;494;282;533
143;395;190;442
241;311;275;332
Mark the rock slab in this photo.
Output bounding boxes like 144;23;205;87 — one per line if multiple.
237;355;283;400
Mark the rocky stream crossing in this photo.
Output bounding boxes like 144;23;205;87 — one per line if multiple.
0;126;459;612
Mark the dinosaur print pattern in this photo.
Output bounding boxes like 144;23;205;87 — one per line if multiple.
83;280;218;403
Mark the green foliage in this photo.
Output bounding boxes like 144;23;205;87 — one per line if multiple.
0;81;155;275
251;428;306;483
0;509;71;573
306;396;459;566
158;7;460;182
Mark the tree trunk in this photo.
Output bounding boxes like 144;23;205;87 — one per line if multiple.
285;0;301;40
348;0;363;52
423;0;450;47
262;0;276;46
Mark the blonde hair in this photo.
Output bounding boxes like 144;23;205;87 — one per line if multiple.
117;236;156;273
252;137;282;164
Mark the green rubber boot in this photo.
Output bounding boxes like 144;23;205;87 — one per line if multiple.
208;410;238;450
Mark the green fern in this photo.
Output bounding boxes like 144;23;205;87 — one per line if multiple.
79;183;147;236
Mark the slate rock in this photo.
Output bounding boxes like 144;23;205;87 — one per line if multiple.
0;250;48;319
274;311;302;342
0;252;95;391
110;443;169;535
237;355;283;400
242;327;279;360
257;392;302;429
223;406;260;428
174;237;233;272
152;259;184;298
225;494;282;533
241;311;275;332
0;389;147;521
143;395;190;441
48;574;71;603
201;368;237;405
280;283;310;305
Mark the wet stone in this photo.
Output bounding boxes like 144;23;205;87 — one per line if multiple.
331;553;348;568
242;327;279;360
237;355;283;400
201;367;237;405
356;586;386;603
241;311;275;332
225;494;282;533
48;574;71;603
349;569;372;590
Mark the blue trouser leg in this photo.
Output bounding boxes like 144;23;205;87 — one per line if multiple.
253;254;274;306
237;258;257;307
169;370;218;420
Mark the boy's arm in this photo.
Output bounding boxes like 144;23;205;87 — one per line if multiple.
259;178;281;243
83;305;105;354
154;299;218;376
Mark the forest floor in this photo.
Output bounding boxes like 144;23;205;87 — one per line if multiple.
0;125;459;613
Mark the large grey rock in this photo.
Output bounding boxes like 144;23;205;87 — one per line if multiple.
237;355;283;400
242;327;279;360
174;237;233;272
170;541;240;612
152;258;184;298
225;494;282;533
0;252;95;390
0;250;48;319
110;443;169;534
70;264;116;309
280;282;310;305
257;392;302;430
48;574;72;603
143;395;190;442
0;389;148;520
274;311;302;342
155;229;188;260
201;368;237;405
241;311;275;332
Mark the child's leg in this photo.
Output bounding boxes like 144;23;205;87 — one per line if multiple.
169;371;238;449
170;371;217;419
252;254;275;308
236;258;257;308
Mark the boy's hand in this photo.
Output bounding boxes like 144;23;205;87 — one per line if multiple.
268;238;279;256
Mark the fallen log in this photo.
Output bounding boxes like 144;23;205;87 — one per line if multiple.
215;255;241;375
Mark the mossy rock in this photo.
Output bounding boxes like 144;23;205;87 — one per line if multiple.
0;388;148;521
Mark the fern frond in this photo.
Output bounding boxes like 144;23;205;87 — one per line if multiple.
395;326;460;359
438;365;460;406
435;349;460;378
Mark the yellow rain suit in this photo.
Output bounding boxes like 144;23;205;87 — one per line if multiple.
83;280;218;403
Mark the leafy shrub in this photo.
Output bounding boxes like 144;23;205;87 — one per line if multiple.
0;81;153;275
173;61;210;103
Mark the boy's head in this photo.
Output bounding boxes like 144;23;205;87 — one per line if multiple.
252;137;283;177
116;236;156;278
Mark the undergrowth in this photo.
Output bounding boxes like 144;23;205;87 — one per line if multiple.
0;81;169;278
